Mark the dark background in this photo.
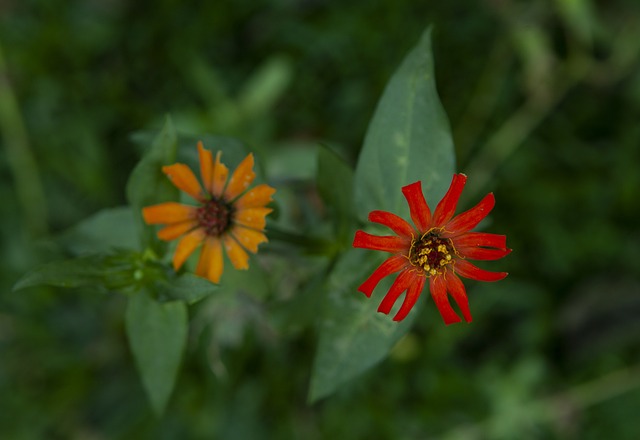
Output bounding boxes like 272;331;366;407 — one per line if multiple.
1;0;639;438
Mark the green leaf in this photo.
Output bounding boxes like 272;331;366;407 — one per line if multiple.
267;142;318;182
126;116;179;255
210;250;271;301
317;145;355;246
125;291;188;416
12;255;111;290
156;273;218;305
12;251;152;293
311;27;455;401
556;0;596;46
309;248;418;402
57;207;137;255
353;27;455;222
238;55;293;119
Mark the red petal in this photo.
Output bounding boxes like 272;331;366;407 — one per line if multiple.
353;231;410;254
443;193;495;236
358;255;409;297
432;174;467;227
368;210;415;239
401;181;432;232
377;269;414;315
451;232;507;249
454;259;508;282
429;275;461;325
456;246;512;261
392;271;426;321
445;273;472;323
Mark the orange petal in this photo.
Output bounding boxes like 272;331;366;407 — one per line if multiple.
195;237;223;283
234;184;276;210
173;228;205;270
211;151;229;198
222;235;249;270
162;163;205;201
157;219;199;240
198;141;213;194
142;203;197;224
224;153;256;201
231;225;267;253
233;207;272;230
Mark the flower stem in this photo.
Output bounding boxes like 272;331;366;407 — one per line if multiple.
267;226;335;255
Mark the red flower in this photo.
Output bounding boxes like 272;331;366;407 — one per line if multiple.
353;174;510;324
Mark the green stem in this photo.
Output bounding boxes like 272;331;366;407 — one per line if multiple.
267;226;336;255
462;25;640;202
0;40;48;237
461;59;589;203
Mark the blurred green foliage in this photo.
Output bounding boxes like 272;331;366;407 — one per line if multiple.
1;0;640;438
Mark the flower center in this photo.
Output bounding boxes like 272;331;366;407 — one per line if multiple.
196;199;233;236
409;229;456;276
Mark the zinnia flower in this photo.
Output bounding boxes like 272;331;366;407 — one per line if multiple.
353;174;510;324
142;142;275;283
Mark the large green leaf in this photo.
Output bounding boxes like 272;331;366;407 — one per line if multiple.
311;27;456;401
126;116;179;255
317;145;355;247
125;291;188;416
353;28;455;222
309;248;418;402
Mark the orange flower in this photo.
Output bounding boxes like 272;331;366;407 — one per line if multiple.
353;174;510;324
142;142;275;283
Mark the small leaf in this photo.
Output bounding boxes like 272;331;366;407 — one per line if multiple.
353;27;455;222
157;273;218;305
57;207;137;255
125;291;188;416
13;251;149;293
556;0;596;46
238;55;293;119
309;248;418;402
13;255;110;290
126;116;179;255
317;145;355;246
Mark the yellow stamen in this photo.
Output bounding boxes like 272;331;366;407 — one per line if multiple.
408;228;457;277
